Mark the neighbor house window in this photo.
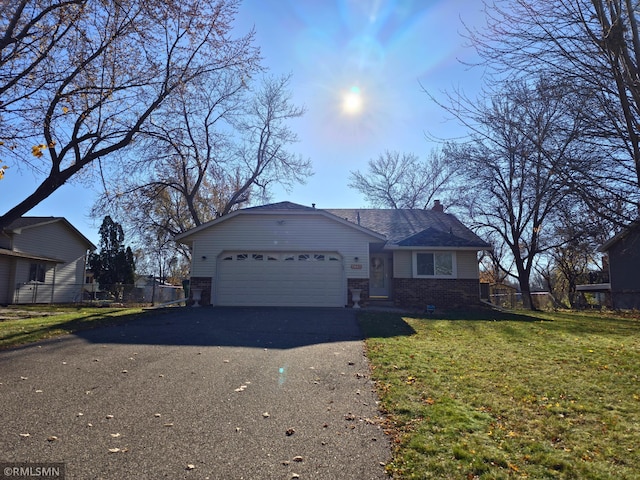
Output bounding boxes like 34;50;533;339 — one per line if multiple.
413;252;454;277
29;263;46;282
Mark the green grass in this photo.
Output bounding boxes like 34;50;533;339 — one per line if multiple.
0;305;147;348
359;309;640;479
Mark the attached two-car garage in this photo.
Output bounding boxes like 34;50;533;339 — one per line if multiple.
216;251;345;307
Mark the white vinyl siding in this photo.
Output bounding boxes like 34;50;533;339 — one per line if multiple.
456;251;480;279
393;251;412;278
0;256;10;304
10;220;90;303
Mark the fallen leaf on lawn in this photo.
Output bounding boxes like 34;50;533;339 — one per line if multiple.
186;464;196;470
262;412;270;418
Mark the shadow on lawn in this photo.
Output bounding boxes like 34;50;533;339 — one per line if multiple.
357;311;417;339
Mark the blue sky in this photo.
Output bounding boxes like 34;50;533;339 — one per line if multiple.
0;0;486;246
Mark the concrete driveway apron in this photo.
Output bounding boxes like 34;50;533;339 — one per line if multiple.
0;307;391;479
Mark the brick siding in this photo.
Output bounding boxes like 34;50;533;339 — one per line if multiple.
393;278;481;310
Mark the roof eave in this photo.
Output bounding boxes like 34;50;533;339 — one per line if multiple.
384;244;493;251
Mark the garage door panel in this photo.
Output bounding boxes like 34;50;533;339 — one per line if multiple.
217;251;344;307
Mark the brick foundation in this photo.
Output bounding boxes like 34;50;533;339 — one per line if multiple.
189;276;212;306
347;278;369;307
393;278;481;310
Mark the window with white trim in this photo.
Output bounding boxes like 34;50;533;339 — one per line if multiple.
29;263;46;282
413;252;455;277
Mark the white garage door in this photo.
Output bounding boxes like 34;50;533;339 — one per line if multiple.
216;252;344;307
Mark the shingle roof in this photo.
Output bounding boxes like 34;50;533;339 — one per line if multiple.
3;217;96;249
325;208;491;249
5;217;63;229
243;201;318;212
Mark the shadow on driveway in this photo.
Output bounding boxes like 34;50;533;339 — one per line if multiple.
74;307;415;349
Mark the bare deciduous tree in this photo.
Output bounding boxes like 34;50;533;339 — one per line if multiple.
92;74;311;261
467;0;640;223
348;149;457;209
0;0;259;231
443;78;590;309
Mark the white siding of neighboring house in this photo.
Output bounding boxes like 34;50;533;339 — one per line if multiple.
0;256;10;304
184;213;382;303
393;250;479;279
11;221;90;303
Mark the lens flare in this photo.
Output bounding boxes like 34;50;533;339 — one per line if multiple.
342;85;364;115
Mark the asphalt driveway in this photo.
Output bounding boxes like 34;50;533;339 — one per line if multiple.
0;307;391;479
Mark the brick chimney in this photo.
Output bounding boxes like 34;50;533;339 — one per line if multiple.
432;199;444;212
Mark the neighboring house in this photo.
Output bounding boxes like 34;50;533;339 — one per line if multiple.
0;217;96;304
174;201;491;309
597;222;640;309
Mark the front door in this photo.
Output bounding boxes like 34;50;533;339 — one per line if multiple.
369;254;391;298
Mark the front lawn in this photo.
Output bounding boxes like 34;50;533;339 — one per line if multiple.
360;309;640;479
0;306;146;348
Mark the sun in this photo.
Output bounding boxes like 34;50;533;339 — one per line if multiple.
341;85;364;115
